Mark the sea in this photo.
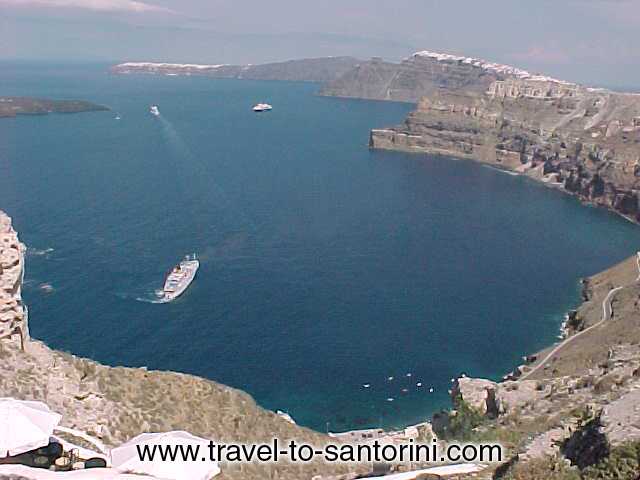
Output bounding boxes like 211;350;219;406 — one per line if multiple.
2;61;640;432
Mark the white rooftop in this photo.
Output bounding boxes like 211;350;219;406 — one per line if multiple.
412;50;575;86
116;62;227;70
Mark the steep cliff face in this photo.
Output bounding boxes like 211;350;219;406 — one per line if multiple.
320;50;579;103
319;53;500;103
0;212;28;348
368;56;640;222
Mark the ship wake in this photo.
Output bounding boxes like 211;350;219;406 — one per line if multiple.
27;247;54;256
114;281;169;304
135;293;170;304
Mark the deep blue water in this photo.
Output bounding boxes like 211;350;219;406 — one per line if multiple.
2;62;640;432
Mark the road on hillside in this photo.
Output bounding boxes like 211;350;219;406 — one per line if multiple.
518;255;640;382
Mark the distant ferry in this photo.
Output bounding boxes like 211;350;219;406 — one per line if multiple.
157;255;199;302
252;103;273;112
150;105;160;116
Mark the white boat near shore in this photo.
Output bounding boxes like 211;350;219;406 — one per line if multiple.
150;105;160;116
276;410;296;425
157;255;199;302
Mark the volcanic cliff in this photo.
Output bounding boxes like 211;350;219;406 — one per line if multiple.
332;52;640;222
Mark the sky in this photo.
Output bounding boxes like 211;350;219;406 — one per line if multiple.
1;0;639;88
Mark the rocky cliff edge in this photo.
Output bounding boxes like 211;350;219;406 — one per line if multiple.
364;52;640;224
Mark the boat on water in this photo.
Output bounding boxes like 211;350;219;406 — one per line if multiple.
150;105;160;116
276;410;296;425
157;254;199;302
252;103;273;112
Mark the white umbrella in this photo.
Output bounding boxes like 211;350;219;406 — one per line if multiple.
0;398;62;457
111;431;220;480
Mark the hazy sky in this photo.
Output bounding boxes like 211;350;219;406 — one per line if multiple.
1;0;639;87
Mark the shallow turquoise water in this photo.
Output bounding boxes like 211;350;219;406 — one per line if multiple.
2;62;640;432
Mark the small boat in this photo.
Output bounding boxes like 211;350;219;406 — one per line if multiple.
157;254;199;302
115;115;121;120
276;410;296;425
150;105;160;116
252;103;273;112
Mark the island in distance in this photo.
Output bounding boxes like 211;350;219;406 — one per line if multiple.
111;56;361;83
0;97;109;118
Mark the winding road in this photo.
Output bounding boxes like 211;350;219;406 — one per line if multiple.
519;252;640;381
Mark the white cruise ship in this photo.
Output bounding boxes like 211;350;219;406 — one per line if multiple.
150;105;160;116
252;103;273;112
157;255;199;302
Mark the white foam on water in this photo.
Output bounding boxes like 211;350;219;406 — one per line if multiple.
157;115;190;160
114;280;167;304
135;296;168;304
155;113;259;235
27;247;54;256
133;287;169;304
481;164;520;176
